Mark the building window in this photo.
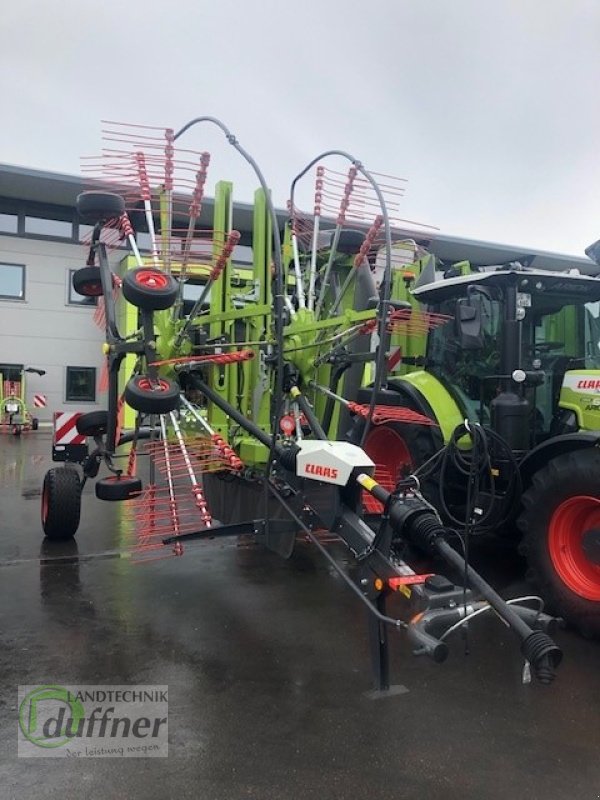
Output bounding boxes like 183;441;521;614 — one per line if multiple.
78;224;96;243
66;367;96;402
0;213;18;234
135;231;154;251
25;215;73;239
0;263;25;300
0;363;24;383
67;270;97;306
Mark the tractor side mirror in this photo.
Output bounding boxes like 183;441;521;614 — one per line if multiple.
455;298;484;350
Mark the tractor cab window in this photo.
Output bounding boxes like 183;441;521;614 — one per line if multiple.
427;293;501;422
584;302;600;369
521;301;598;437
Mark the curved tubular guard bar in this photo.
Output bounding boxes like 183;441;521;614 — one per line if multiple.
288;151;393;447
173;117;285;470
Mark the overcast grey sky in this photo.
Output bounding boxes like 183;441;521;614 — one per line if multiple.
2;0;599;256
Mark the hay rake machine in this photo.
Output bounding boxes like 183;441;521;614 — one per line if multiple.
41;117;563;689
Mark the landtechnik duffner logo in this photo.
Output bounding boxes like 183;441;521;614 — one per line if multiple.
18;685;168;757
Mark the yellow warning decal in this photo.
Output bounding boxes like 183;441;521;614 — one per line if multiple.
357;473;378;492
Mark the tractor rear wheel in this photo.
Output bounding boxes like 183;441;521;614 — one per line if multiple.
518;449;600;637
362;420;439;514
41;468;81;540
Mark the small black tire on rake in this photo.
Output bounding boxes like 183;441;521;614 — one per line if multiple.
76;410;108;437
73;266;103;297
76;191;125;224
337;229;366;254
122;267;179;311
41;467;81;540
124;375;180;414
95;475;142;501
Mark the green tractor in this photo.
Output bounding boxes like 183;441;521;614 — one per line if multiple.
0;367;45;435
358;258;600;636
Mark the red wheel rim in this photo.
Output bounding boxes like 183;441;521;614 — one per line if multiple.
136;377;171;393
81;282;102;296
548;495;600;601
135;270;169;290
363;425;413;513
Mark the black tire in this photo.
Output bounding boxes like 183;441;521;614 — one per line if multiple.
76;410;108;437
96;475;142;501
76;191;125;224
125;375;180;414
122;268;178;311
338;229;365;254
13;426;21;437
41;468;81;540
31;417;39;431
73;266;103;297
518;449;600;637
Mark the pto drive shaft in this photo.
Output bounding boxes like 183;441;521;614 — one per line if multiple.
357;474;563;684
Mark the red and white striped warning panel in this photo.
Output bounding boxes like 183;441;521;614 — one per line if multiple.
33;394;47;408
53;412;86;445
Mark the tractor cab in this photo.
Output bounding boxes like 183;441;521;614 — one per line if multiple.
412;265;600;449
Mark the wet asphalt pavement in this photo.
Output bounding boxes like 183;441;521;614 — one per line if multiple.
1;431;599;800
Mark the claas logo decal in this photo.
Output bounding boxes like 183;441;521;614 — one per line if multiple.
304;463;339;480
577;379;600;390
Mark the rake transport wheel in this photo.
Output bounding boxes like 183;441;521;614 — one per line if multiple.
518;449;600;637
76;191;125;224
122;268;178;311
96;475;142;501
41;468;81;540
31;418;39;431
76;410;108;437
72;266;103;297
124;375;180;414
